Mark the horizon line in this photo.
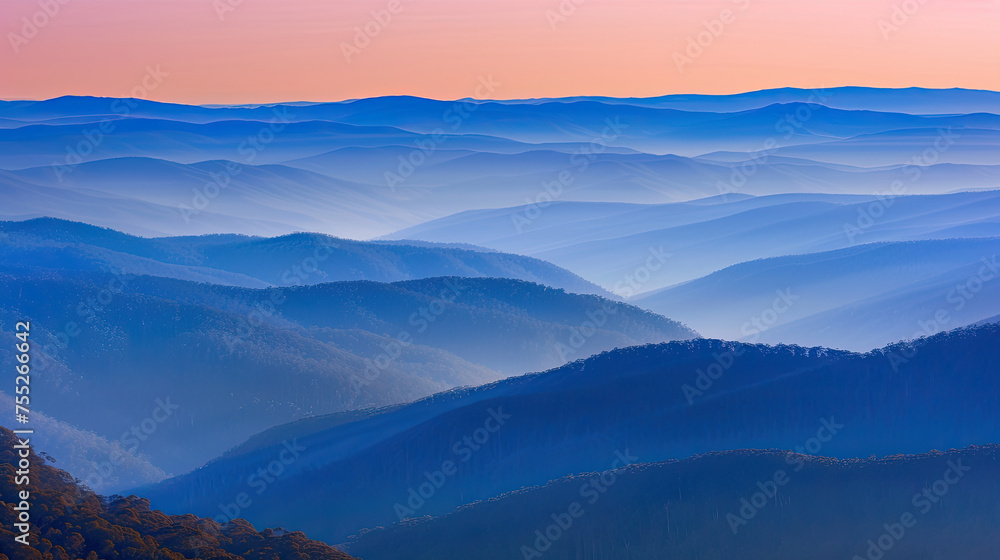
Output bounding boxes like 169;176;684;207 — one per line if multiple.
3;85;1000;107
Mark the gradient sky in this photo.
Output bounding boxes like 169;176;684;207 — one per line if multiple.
1;0;998;103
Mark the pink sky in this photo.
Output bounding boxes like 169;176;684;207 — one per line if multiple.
1;0;998;103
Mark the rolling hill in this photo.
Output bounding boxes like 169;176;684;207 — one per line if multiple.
0;217;611;296
137;322;1000;543
634;237;1000;349
389;190;1000;295
0;266;693;482
345;446;1000;560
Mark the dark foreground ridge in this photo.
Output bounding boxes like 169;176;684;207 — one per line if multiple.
346;446;1000;560
0;426;355;560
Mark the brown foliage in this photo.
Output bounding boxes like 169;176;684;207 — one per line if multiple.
0;427;354;560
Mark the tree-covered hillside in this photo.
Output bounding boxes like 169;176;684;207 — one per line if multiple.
0;427;356;560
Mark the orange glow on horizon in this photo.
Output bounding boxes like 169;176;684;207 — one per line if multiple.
0;0;998;104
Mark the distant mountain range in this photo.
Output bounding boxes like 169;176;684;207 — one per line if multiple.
2;89;999;238
492;87;1000;114
386;190;1000;349
137;322;1000;543
388;191;1000;292
4;87;999;123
